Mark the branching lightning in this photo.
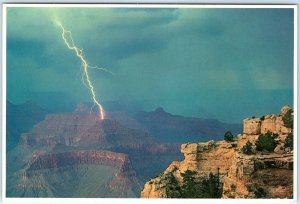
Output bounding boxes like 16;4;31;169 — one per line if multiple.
57;22;110;120
88;66;115;76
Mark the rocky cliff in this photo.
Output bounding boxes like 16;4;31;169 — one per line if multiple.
141;106;293;198
9;150;140;197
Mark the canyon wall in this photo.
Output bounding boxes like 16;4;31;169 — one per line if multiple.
12;150;141;197
141;106;293;198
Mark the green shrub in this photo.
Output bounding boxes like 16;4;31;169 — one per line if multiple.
242;141;254;155
224;131;234;142
284;133;293;150
283;109;293;129
165;173;181;198
254;187;266;198
180;170;199;198
205;172;222;198
166;170;223;198
255;131;278;152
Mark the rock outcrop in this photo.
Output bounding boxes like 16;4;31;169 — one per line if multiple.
141;106;293;199
243;105;292;136
222;153;293;198
243;118;261;135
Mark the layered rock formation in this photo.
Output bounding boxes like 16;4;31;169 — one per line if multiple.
222;152;293;198
12;150;140;197
141;106;293;198
19;105;158;150
7;104;182;197
27;150;132;171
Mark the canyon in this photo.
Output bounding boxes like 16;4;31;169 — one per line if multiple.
7;103;181;197
9;150;140;197
5;101;249;198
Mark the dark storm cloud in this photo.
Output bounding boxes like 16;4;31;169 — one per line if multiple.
6;7;294;123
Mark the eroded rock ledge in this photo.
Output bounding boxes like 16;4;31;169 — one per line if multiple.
141;106;293;198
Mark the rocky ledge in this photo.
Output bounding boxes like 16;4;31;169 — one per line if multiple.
141;106;293;198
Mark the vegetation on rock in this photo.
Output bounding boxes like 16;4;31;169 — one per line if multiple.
284;133;293;150
224;131;234;142
254;187;267;198
203;172;222;198
164;173;181;198
255;131;278;152
164;170;222;198
283;109;293;129
180;170;201;198
242;140;254;155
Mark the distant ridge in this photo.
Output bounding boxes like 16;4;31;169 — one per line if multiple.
135;107;242;143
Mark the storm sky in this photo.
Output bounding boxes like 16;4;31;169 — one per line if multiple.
6;7;294;123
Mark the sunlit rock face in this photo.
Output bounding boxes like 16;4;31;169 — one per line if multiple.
141;106;293;199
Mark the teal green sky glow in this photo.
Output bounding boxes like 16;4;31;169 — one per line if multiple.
6;7;294;123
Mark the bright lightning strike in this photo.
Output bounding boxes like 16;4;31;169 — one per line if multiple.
57;22;108;120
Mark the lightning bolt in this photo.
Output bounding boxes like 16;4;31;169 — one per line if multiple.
57;22;107;120
88;65;115;76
